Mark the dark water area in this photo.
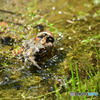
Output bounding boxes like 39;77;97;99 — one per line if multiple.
0;0;100;99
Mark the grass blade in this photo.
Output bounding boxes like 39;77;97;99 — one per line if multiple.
93;42;100;59
70;58;76;92
75;63;81;92
85;59;93;77
88;61;97;76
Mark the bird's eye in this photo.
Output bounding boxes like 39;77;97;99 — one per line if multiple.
46;37;54;43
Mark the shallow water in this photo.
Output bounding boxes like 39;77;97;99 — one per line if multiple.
0;0;100;99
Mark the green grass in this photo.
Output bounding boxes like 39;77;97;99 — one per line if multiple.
54;44;100;100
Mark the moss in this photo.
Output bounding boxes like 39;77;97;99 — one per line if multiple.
0;0;100;99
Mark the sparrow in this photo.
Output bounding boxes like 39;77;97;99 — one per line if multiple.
13;31;54;69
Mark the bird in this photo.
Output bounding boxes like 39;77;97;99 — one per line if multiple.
13;31;54;69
